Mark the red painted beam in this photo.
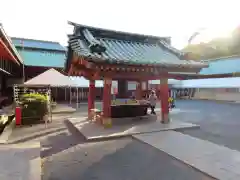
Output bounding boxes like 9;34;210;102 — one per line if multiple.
0;38;19;65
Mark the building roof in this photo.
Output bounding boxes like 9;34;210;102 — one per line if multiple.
67;21;207;69
200;56;240;75
0;25;23;64
11;37;66;52
17;49;66;67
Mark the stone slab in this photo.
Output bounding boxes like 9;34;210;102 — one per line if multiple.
68;116;199;140
134;131;240;180
0;142;41;180
0;118;15;144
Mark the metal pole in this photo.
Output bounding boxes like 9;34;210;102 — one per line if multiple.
76;87;78;109
81;88;83;100
70;87;72;104
20;40;25;83
55;87;57;102
65;87;66;101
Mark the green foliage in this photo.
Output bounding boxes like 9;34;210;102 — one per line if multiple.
183;26;240;60
20;93;48;124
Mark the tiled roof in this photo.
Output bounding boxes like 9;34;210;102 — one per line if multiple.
17;49;66;67
200;56;240;75
11;37;66;51
68;22;207;69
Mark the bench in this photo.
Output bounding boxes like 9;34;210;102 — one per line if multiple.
89;109;103;124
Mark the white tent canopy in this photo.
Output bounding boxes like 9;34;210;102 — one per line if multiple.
24;68;76;87
69;77;104;87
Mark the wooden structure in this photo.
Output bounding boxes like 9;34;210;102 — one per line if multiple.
65;21;208;123
0;24;23;99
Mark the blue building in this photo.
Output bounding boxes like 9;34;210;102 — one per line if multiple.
174;56;240;101
178;55;240;88
11;37;66;80
200;56;240;76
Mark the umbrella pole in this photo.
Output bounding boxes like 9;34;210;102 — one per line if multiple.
70;87;72;104
65;87;66;102
76;87;78;109
55;87;58;102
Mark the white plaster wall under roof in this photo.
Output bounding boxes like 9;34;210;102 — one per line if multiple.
69;77;105;88
175;77;240;88
69;77;182;90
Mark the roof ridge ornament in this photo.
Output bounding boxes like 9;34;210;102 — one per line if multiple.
82;28;106;54
158;40;184;57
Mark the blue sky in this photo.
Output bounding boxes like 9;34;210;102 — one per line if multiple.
0;0;239;49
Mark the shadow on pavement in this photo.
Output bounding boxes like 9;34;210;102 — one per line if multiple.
43;138;216;180
41;120;87;158
9;127;67;144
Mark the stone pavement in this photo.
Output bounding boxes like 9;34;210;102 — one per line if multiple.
134;131;240;180
68;115;199;140
0;142;41;180
42;138;215;180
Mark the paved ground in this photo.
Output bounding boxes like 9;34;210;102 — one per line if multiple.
9;111;214;180
174;100;240;151
74;100;240;151
0;142;41;180
135;131;240;180
42;137;215;180
8;99;240;180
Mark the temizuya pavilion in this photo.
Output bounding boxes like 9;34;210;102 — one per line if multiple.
65;21;208;123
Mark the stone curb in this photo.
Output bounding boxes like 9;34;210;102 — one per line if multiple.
185;98;240;104
0;118;15;144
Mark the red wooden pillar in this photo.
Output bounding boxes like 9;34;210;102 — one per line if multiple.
136;81;142;99
88;80;95;116
103;78;112;118
160;78;170;123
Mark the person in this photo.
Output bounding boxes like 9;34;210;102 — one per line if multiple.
148;90;157;114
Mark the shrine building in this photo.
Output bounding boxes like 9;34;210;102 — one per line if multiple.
65;21;208;123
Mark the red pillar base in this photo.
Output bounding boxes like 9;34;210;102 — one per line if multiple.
88;80;95;118
102;78;112;128
160;78;170;124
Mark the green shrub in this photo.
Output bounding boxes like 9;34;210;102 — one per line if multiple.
20;93;49;125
